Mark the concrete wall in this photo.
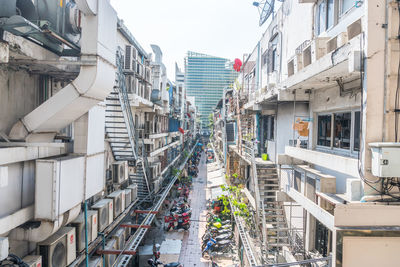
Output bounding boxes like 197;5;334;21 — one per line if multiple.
0;161;35;217
276;102;309;156
0;68;39;135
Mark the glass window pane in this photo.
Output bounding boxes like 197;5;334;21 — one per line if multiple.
318;0;327;34
318;115;332;147
327;0;334;28
333;112;351;149
354;111;360;151
341;0;353;14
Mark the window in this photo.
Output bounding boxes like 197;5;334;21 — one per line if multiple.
272;48;278;72
316;0;335;35
263;115;275;141
317;110;360;154
333;112;351;149
341;0;354;15
318;115;332;147
353;111;360;151
268;34;279;73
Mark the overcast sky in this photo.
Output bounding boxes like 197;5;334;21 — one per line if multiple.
110;0;267;78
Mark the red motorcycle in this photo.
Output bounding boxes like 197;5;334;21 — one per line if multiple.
164;212;190;231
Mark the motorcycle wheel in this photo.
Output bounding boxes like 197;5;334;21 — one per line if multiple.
183;224;190;230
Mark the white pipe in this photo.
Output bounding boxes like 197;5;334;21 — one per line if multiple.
8;204;81;243
9;0;117;142
8;214;64;243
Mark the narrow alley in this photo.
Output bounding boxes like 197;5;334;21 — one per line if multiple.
1;0;400;267
179;153;208;266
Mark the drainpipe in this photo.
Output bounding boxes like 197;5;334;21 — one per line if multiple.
8;204;80;243
9;0;117;142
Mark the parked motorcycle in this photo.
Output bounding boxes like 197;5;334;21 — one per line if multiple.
164;212;190;231
147;258;183;267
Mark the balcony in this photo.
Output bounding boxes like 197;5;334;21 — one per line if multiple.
283;146;359;177
279;33;362;97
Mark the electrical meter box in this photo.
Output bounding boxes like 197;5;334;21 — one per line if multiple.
369;142;400;177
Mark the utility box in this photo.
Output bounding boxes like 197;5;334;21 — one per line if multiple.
370;142;400;177
35;155;85;221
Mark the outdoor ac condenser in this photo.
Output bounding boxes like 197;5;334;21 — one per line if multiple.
112;161;128;184
124;189;132;209
38;227;76;267
91;199;113;232
104;239;117;267
107;190;125;218
22;255;42;267
112;228;126;250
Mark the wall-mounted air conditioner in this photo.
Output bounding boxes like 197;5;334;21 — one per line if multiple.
91;199;113;232
22;255;42;267
124;189;132;209
124;220;132;241
112;161;128;184
38;227;76;267
71;210;98;252
35;155;85;221
107;190;125;218
104;239;117;267
153;178;161;193
127;184;138;203
112;228;126;250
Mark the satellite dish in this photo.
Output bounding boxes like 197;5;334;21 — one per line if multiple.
253;0;275;26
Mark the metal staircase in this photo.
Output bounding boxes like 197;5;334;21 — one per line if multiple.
257;165;290;250
248;141;291;263
105;52;150;199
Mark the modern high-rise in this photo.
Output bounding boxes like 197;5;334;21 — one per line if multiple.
185;51;237;129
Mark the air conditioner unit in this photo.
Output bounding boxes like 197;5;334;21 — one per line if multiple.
127;184;138;203
22;255;42;267
104;239;117;267
71;210;98;252
153;178;161;193
38;227;76;267
91;199;113;232
124;189;132;209
112;161;128;184
124;220;132;240
112;228;126;250
107;190;125;218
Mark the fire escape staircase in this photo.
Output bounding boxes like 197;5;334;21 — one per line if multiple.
105;52;150;199
249;143;291;263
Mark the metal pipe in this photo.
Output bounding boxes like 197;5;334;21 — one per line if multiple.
84;201;89;267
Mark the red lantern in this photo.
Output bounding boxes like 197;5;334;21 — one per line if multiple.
178;127;184;134
234;58;242;72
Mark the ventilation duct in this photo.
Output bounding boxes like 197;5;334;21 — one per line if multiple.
8;0;117;142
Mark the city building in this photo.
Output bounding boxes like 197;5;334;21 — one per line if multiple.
185;51;237;129
213;0;400;266
0;1;197;266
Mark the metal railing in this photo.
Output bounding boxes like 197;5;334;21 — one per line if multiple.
116;52;137;160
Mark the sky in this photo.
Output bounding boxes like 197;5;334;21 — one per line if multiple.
110;0;268;78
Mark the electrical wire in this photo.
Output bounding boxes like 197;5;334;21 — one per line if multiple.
395;1;400;142
356;30;400;201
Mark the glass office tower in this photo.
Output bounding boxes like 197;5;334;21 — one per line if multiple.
184;51;237;129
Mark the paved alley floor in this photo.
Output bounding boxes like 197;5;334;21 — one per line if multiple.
179;154;237;267
179;153;209;266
